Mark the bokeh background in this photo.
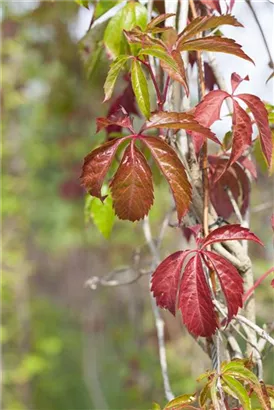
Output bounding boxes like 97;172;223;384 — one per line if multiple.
2;1;274;409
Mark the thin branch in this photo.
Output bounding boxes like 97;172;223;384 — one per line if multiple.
243;267;274;304
245;0;274;69
225;187;243;225
143;216;175;402
236;315;274;348
85;268;151;289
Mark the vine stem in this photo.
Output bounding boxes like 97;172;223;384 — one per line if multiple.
189;0;209;237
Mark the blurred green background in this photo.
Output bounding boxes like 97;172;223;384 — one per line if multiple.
1;2;273;410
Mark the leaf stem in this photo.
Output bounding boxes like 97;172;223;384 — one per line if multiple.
243;267;274;304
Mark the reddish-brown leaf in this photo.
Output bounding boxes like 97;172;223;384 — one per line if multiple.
179;37;254;64
145;111;218;142
209;157;251;219
178;253;218;337
146;13;176;30
201;224;264;249
151;250;193;316
96;108;133;133
160;49;189;94
236;93;272;166
227;99;253;168
194;90;230;127
81;137;129;200
231;72;249;94
177;15;242;45
203;251;243;324
141;136;191;222
110;140;154;221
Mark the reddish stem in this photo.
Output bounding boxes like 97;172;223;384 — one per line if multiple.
162;77;170;108
243;267;274;304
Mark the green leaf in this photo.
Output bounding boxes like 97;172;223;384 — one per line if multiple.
164;394;196;409
94;0;117;19
131;59;150;119
222;361;260;386
103;55;130;101
199;382;210;407
222;375;251;410
75;0;89;9
151;402;161;410
138;47;178;71
104;1;147;59
86;193;115;239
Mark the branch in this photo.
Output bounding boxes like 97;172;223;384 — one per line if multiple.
225;187;243;225
85;267;151;289
236;315;274;348
143;216;175;402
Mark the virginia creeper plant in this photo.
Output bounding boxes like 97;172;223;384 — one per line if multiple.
77;0;274;408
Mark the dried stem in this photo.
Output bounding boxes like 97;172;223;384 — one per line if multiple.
143;216;175;402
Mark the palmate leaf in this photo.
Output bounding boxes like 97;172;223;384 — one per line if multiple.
110;140;154;221
131;59;151;119
81;129;191;222
151;225;263;337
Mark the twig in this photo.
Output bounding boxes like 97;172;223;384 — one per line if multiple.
225;187;243;224
243;267;274;304
236;315;274;347
245;0;274;69
85;268;151;289
143;216;175;402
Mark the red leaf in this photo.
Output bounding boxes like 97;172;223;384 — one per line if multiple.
199;0;222;13
194;90;230;127
145;111;218;141
96;108;133;133
191;90;229;152
151;250;193;316
203;251;243;324
81;137;129;200
110;140;154;221
178;253;218;337
272;214;274;231
209;158;241;219
179;37;254;64
227;99;252;168
231;72;249;94
236;94;272;166
146;13;176;30
141;136;191;222
201;224;264;249
271;279;274;288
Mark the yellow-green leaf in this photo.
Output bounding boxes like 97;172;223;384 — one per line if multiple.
103;55;130;101
222;375;251;410
104;2;147;59
131;59;150;119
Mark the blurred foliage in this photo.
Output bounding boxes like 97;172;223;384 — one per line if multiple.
2;2;273;410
